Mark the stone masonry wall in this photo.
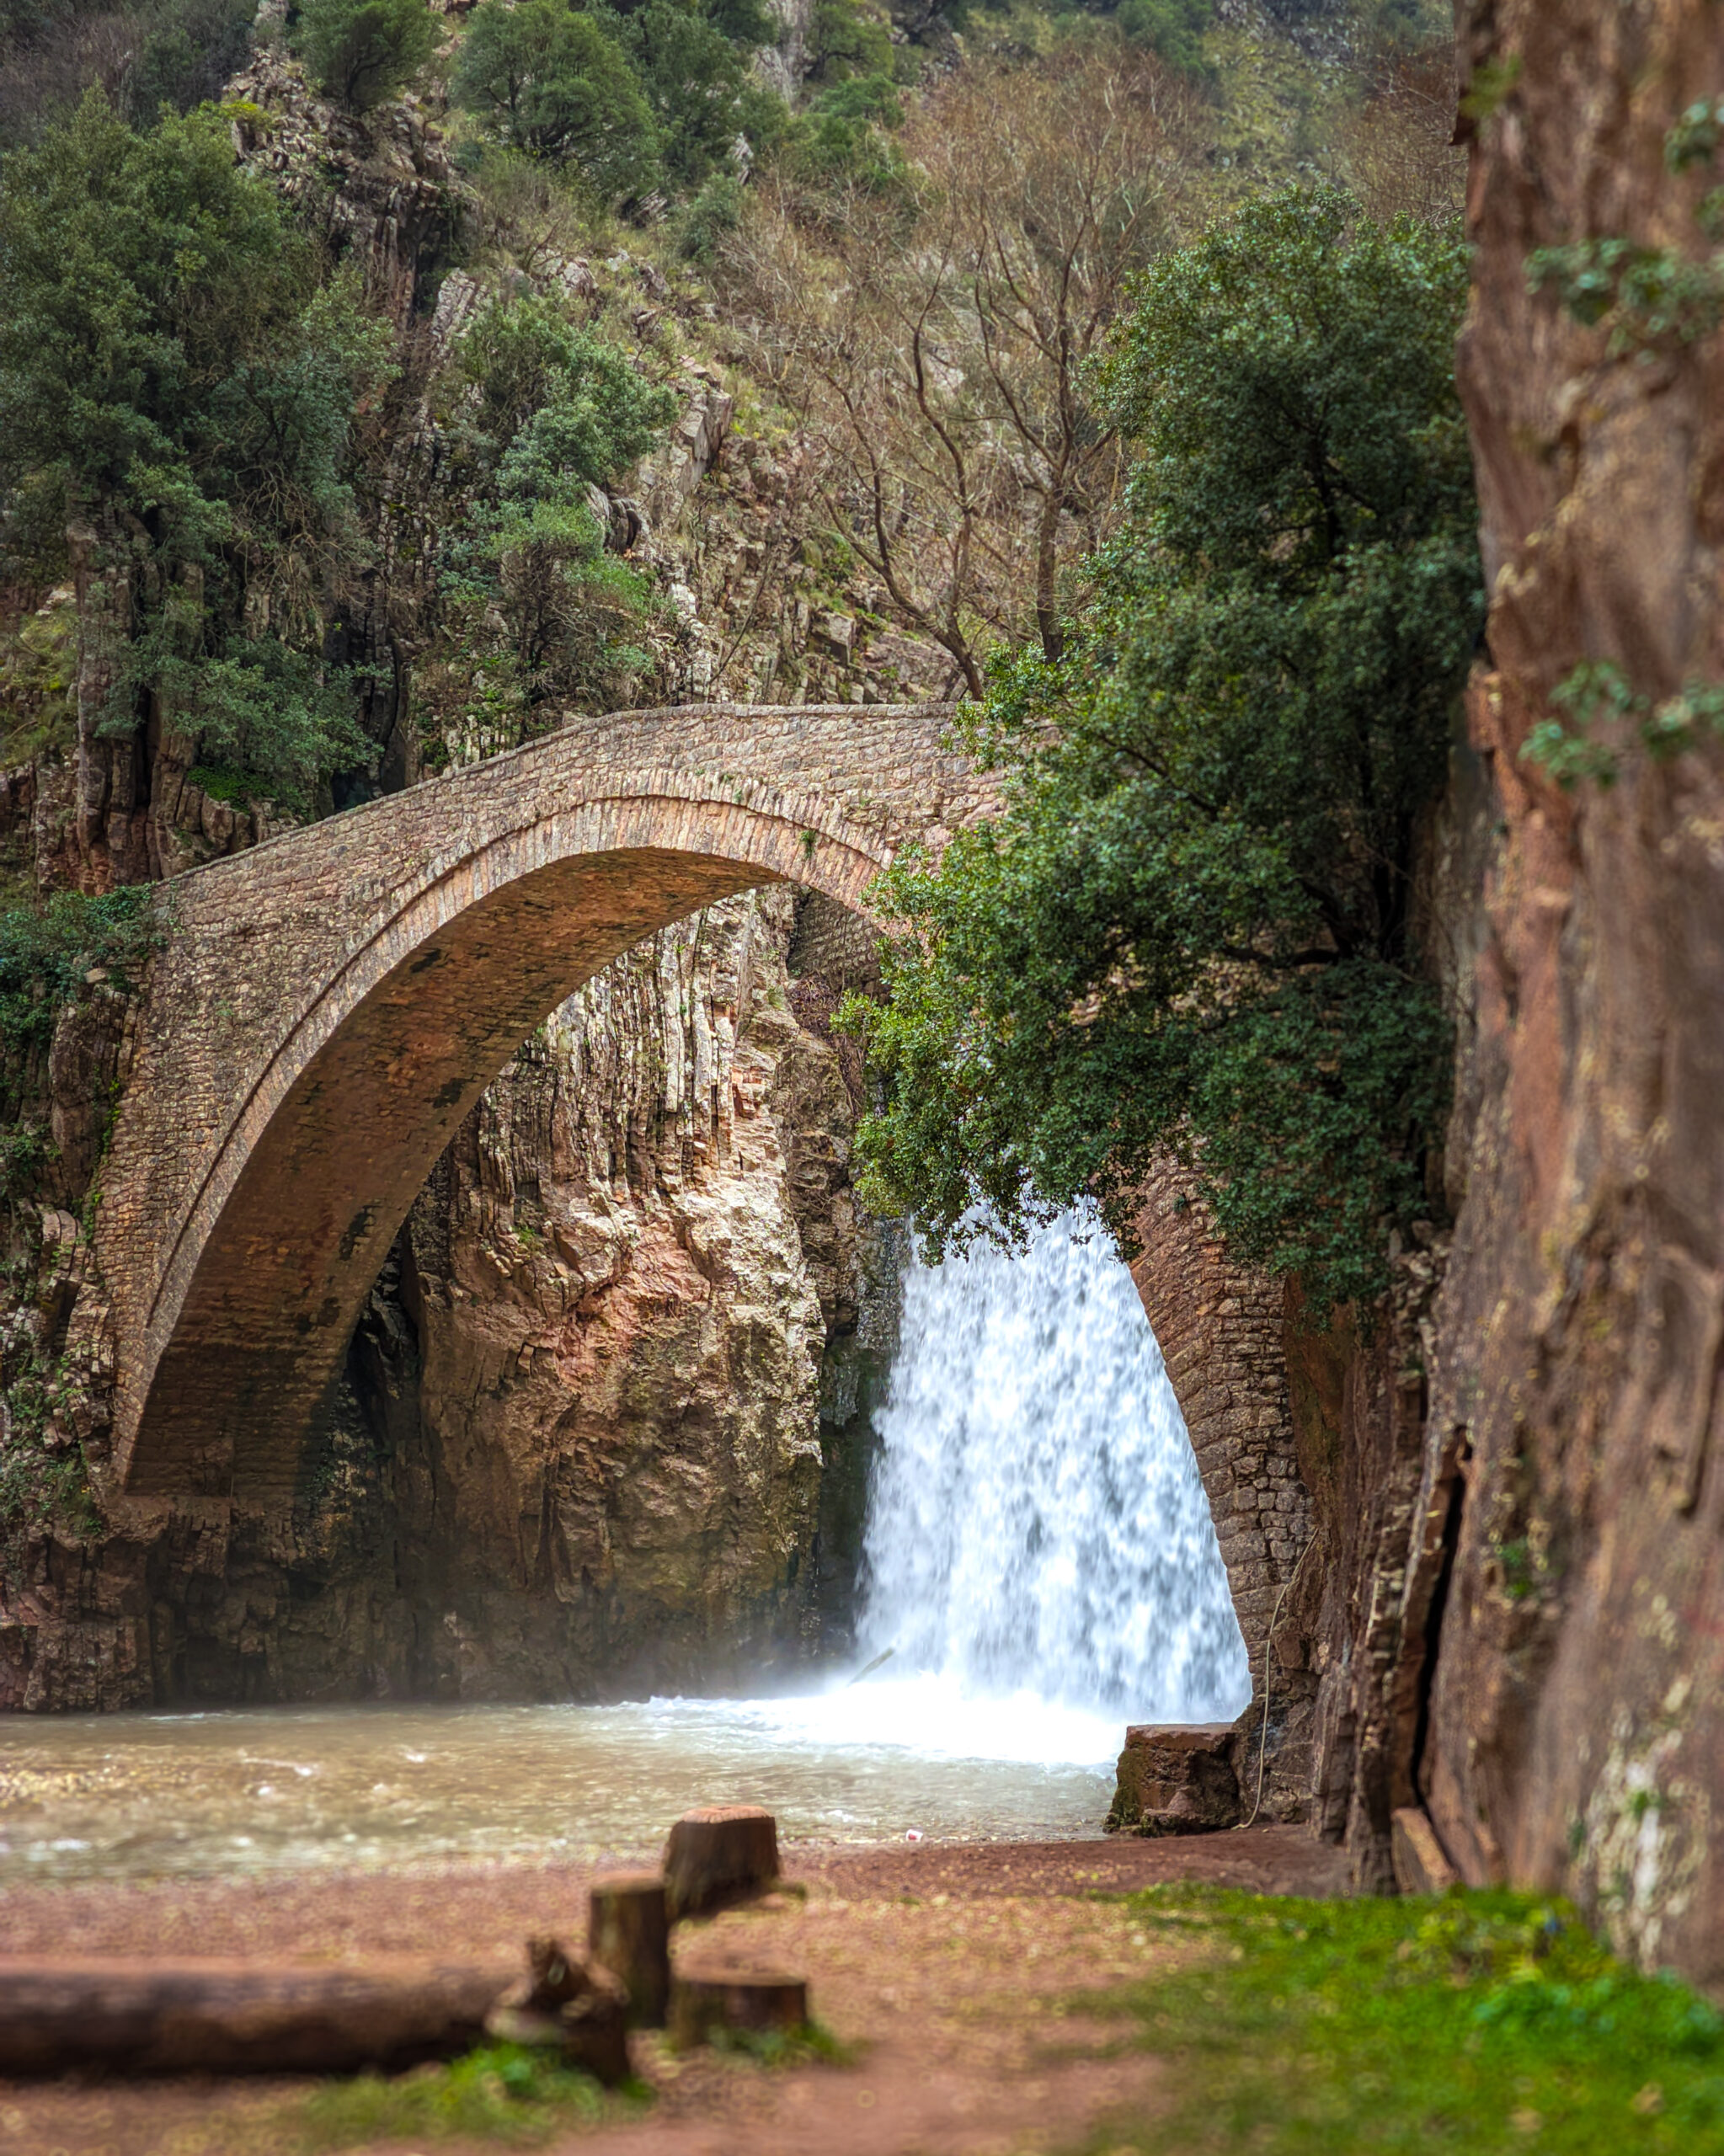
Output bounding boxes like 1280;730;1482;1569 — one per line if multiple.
89;702;988;1501
1129;1159;1318;1820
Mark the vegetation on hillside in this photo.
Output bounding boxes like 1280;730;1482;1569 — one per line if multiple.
0;0;1468;1315
846;189;1481;1314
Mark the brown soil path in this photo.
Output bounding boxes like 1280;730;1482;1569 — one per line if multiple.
0;1829;1346;2156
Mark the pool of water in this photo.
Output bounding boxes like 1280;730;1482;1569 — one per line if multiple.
0;1677;1121;1885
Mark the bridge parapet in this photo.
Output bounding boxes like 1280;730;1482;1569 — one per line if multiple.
95;702;985;1498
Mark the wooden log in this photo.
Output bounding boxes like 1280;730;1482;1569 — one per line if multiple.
662;1805;780;1920
669;1964;809;2050
588;1870;670;2029
483;1935;631;2085
0;1956;508;2078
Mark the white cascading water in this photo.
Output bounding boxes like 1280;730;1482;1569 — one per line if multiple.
849;1209;1250;1759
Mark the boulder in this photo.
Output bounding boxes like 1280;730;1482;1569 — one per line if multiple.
1105;1721;1241;1836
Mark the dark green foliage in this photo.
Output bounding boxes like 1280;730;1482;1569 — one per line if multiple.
293;0;438;113
805;0;891;85
457;296;676;478
0;94;392;803
1114;0;1211;74
0;887;157;1056
452;0;659;198
849;189;1481;1314
115;632;371;813
782;70;907;195
678;167;742;259
1076;1886;1724;2153
438;296;675;712
616;0;753;189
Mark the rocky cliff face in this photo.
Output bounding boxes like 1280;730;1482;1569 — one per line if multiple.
1117;3;1724;1987
1411;0;1724;1981
0;25;949;1707
0;887;882;1708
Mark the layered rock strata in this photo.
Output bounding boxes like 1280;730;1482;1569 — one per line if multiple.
0;890;876;1707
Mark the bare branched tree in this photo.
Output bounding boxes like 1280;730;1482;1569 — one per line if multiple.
726;48;1196;697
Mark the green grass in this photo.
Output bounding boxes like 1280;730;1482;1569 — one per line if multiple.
289;2041;649;2149
705;2018;856;2068
1072;1886;1724;2156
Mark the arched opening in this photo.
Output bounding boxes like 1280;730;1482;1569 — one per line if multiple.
107;782;900;1499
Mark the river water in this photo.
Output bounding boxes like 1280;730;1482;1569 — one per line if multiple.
0;1214;1246;1885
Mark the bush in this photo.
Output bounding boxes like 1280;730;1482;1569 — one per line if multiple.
0;886;158;1056
293;0;438;111
451;0;659;200
678;168;741;259
1115;0;1211;73
805;0;892;83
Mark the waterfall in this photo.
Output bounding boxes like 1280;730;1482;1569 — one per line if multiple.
855;1211;1250;1738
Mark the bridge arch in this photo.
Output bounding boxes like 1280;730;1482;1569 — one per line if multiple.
100;721;975;1500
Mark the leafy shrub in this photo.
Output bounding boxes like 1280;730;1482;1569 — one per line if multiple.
435;296;675;717
781;70;909;195
0;887;158;1057
805;0;892;84
1115;0;1211;73
451;0;659;200
678;168;742;260
293;0;439;112
1;97;393;799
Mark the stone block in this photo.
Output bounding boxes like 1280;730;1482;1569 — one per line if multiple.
1105;1721;1241;1836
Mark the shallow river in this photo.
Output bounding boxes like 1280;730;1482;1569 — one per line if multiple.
0;1677;1121;1886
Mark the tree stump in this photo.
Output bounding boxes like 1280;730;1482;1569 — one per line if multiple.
662;1805;780;1920
588;1870;670;2028
669;1965;809;2050
483;1936;631;2085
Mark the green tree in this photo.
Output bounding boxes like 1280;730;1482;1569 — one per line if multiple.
848;189;1482;1315
0;93;387;808
437;296;675;712
294;0;438;111
614;0;753;189
451;0;659;200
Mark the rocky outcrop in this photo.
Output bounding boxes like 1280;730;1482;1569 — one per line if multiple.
347;889;867;1700
0;889;879;1707
1114;5;1724;1978
1402;0;1724;1982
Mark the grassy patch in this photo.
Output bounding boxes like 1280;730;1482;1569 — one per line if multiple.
289;2041;649;2149
1072;1886;1724;2155
706;2019;856;2068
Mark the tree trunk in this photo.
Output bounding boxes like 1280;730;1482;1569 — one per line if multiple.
0;1956;508;2077
662;1805;780;1920
587;1870;670;2028
669;1966;809;2049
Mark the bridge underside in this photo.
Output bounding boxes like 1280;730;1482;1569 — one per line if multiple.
93;699;1003;1503
127;846;777;1497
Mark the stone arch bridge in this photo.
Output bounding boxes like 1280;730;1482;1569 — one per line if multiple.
93;696;1308;1725
97;701;988;1502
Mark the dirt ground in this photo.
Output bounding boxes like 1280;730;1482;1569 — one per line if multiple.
0;1828;1348;2156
